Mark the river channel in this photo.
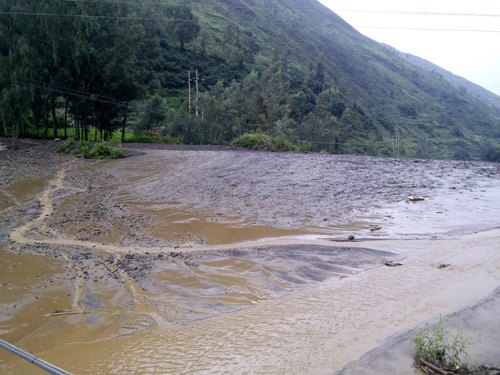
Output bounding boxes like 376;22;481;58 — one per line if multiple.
1;142;500;374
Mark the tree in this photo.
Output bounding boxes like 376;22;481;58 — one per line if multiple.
0;0;35;149
198;81;238;144
230;70;263;127
170;8;200;50
136;96;168;135
261;63;289;131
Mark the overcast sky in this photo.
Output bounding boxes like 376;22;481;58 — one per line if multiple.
318;0;500;96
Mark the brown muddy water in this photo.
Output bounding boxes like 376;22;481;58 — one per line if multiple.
1;143;500;374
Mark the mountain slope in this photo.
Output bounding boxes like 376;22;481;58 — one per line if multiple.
382;44;500;110
158;0;500;160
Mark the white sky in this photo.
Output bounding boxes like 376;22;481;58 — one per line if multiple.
318;0;500;96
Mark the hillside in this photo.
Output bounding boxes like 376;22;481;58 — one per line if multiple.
2;0;500;160
382;44;500;110
149;0;500;160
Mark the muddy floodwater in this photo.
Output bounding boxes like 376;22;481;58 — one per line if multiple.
1;140;500;374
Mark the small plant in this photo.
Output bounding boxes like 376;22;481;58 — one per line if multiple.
232;133;260;148
271;136;298;152
69;141;128;159
57;139;76;154
73;141;91;158
88;142;128;159
414;316;481;374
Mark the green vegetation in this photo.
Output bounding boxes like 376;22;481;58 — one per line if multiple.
124;134;182;145
56;139;76;154
232;133;307;152
414;317;481;374
58;140;127;159
88;143;128;159
2;0;500;159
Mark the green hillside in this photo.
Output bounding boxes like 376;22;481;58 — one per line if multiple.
382;43;500;110
2;0;500;160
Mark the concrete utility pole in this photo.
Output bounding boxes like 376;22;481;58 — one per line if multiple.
195;69;199;117
396;129;400;158
188;70;192;115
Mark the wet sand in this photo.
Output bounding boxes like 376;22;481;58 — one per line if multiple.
1;139;500;374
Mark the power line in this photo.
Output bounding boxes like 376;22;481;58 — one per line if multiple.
334;9;500;18
4;11;500;33
65;1;500;18
0;11;204;22
13;78;170;118
358;26;500;33
65;0;323;11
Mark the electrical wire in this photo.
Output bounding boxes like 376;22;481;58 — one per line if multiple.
12;78;171;117
65;0;500;18
65;0;322;11
0;11;204;22
3;11;500;33
334;9;500;18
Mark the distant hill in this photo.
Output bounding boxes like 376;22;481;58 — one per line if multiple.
382;44;500;110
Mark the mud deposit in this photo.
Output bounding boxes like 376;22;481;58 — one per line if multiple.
1;139;500;375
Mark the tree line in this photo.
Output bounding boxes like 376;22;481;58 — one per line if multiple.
1;0;371;155
0;0;201;149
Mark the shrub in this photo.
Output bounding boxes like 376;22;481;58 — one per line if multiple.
69;141;128;159
57;139;76;154
414;316;481;373
88;142;128;159
73;141;91;158
232;133;260;148
298;143;312;152
271;136;298;152
232;133;302;152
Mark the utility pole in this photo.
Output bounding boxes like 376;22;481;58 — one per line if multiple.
397;129;400;158
195;69;199;117
187;70;192;115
